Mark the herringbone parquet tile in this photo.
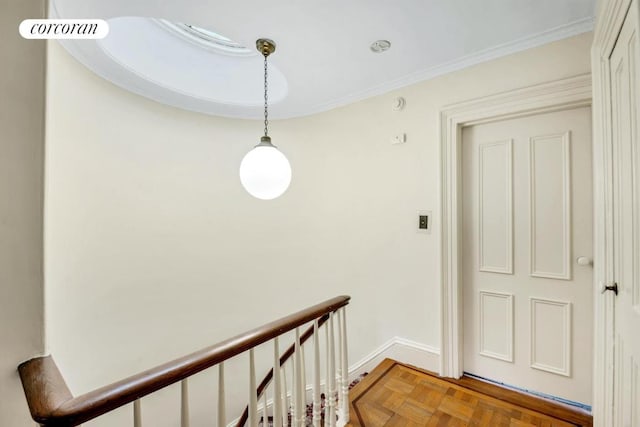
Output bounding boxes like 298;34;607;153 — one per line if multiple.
348;359;590;427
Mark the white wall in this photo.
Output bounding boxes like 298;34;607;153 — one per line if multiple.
0;1;46;426
45;32;593;424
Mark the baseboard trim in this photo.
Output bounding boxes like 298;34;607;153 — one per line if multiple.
349;337;440;380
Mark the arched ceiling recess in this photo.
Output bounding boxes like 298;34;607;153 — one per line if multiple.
51;0;596;119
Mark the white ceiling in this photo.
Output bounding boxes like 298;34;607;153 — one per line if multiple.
51;0;596;119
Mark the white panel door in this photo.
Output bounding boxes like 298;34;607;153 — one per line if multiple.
462;107;593;405
610;2;640;425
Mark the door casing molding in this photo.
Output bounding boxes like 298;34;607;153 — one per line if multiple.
591;0;635;425
438;74;592;377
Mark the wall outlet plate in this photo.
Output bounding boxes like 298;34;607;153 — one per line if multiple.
417;210;431;234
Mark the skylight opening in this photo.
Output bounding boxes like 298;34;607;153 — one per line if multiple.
156;19;254;56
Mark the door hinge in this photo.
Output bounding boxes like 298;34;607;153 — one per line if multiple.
601;282;619;295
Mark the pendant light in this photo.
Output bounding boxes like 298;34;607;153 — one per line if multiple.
239;39;291;200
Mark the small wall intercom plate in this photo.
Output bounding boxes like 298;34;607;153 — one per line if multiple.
418;210;432;234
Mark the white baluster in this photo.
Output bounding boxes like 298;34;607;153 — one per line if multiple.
340;308;349;424
249;349;258;427
294;327;303;427
312;320;321;427
273;338;282;427
133;399;142;427
281;362;289;427
327;313;336;427
263;391;269;427
181;379;190;427
325;317;330;424
336;311;343;425
336;310;346;426
291;356;297;426
218;362;226;427
300;345;307;426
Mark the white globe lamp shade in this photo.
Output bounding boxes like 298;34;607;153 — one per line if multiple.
240;137;291;200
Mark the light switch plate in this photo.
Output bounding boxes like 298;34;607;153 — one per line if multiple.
417;210;431;234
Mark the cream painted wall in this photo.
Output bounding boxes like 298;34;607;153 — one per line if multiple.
0;1;46;426
45;32;592;424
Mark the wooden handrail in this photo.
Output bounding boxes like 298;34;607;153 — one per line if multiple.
19;295;350;426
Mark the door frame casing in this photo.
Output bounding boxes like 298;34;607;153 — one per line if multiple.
591;0;637;425
438;74;594;394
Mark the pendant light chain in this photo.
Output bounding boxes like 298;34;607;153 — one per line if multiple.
263;53;269;137
240;38;291;201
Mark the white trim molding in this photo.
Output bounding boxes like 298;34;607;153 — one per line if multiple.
591;0;636;425
529;131;572;280
349;337;440;379
478;291;514;362
529;298;572;377
478;140;514;274
439;74;592;379
306;18;594;119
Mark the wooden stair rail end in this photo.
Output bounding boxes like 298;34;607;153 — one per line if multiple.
18;295;350;426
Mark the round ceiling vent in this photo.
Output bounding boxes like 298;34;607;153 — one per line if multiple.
370;40;391;53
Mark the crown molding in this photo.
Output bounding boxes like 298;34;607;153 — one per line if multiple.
299;17;595;119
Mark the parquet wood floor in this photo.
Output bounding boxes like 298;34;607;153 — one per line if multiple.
348;359;592;427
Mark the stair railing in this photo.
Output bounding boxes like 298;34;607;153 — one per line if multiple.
236;305;350;427
18;295;350;427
